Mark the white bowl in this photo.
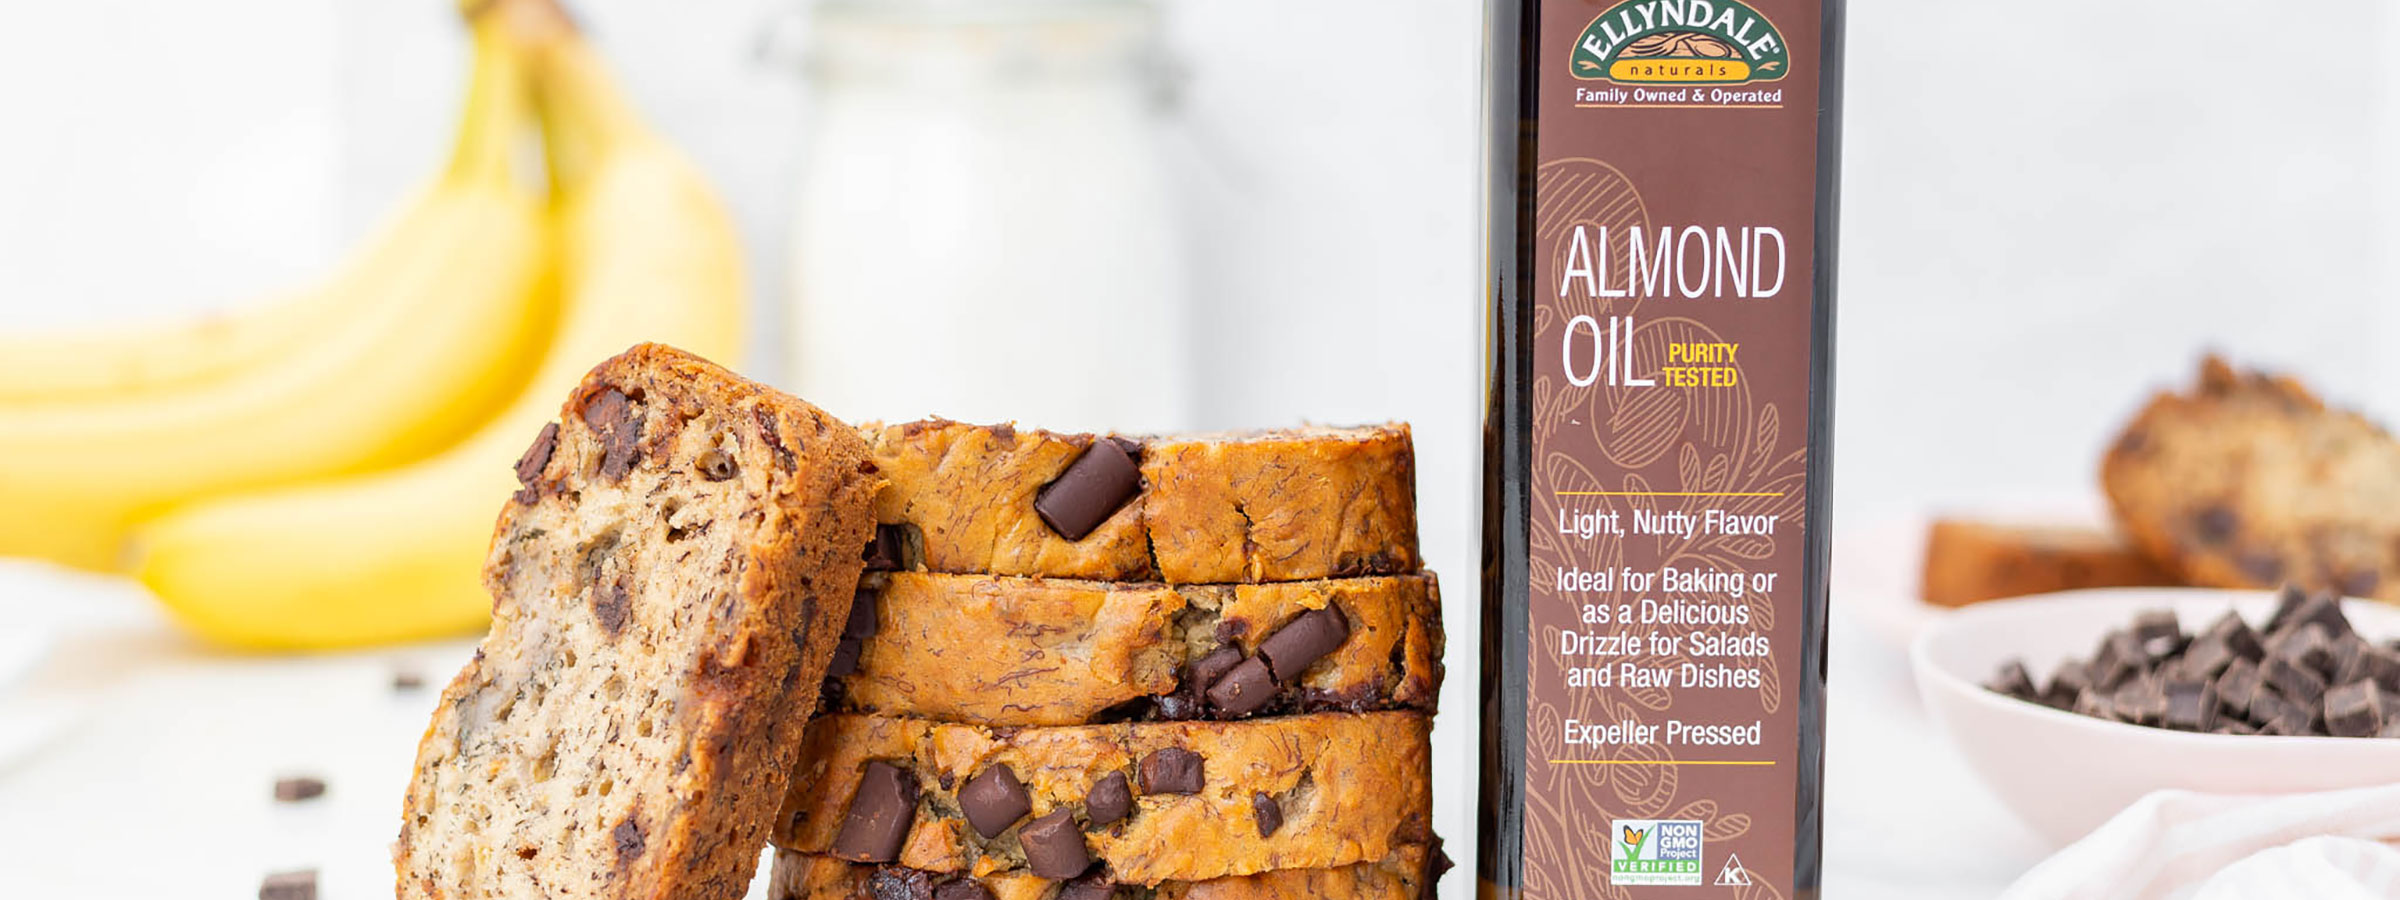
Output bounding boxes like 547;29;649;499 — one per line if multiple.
1910;587;2400;846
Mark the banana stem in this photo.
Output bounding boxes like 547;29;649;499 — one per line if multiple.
442;18;528;183
476;0;654;193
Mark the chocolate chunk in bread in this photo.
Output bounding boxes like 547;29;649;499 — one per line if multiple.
1016;809;1093;879
1034;439;1143;541
825;573;1441;727
1919;518;2177;607
1137;748;1204;795
396;344;882;900
1205;659;1277;717
1250;793;1283;837
2102;357;2400;603
866;421;1418;583
1084;772;1132;827
832;761;919;863
768;844;1448;900
776;712;1433;885
958;765;1032;839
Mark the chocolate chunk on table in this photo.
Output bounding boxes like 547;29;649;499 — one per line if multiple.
1033;440;1143;541
831;761;918;863
391;667;426;692
273;776;326;802
259;869;317;900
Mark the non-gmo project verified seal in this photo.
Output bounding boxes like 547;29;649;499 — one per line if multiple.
1609;819;1703;886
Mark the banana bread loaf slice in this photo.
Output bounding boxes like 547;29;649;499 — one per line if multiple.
395;344;883;900
768;843;1447;900
824;572;1443;726
2102;356;2400;602
1920;518;2177;607
864;421;1418;583
773;712;1433;886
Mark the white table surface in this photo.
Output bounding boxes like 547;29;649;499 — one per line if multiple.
0;522;2044;900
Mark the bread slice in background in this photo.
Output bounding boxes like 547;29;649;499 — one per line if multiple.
397;343;882;900
1920;518;2177;607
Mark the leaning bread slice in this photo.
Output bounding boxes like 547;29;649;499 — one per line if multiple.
865;421;1419;583
825;572;1444;726
396;343;882;900
773;712;1434;886
2102;356;2400;602
768;842;1448;900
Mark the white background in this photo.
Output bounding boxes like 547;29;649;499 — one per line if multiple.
2;1;2398;897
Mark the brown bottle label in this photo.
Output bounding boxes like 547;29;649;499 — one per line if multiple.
1523;0;1825;895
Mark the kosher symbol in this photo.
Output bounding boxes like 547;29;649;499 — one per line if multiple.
1714;854;1751;887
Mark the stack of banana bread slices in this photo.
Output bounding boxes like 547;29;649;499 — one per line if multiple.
768;420;1448;900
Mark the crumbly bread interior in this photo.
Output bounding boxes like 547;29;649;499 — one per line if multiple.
398;345;877;900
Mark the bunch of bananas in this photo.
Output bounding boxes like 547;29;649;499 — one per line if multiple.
0;0;745;649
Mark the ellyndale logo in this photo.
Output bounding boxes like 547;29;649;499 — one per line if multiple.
1572;0;1791;87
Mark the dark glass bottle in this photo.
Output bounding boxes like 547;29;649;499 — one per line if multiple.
1480;1;1841;897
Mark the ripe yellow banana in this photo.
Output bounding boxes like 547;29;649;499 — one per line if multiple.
0;22;554;571
0;209;440;407
135;8;747;650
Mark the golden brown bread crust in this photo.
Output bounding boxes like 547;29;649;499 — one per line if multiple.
767;844;1443;900
865;421;1419;583
2102;356;2400;602
830;572;1443;726
773;712;1434;885
1919;519;2176;607
395;344;883;900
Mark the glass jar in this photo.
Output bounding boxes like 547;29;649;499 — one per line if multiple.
783;0;1193;432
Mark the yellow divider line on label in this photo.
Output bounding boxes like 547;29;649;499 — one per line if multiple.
1549;759;1778;766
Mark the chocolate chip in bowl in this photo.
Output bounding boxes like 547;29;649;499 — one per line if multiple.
1913;586;2400;844
1981;586;2396;738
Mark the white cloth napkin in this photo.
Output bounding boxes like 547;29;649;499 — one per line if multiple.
2000;785;2400;900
